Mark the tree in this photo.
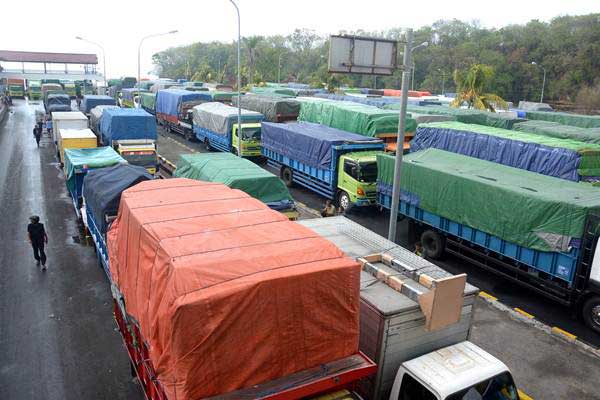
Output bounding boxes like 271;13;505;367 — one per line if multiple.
451;64;507;111
244;36;263;85
576;84;600;115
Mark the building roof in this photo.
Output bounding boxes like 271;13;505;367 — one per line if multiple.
0;50;97;64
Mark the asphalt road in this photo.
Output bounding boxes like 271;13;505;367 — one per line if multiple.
157;126;600;348
0;100;143;400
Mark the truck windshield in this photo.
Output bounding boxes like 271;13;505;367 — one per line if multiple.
241;127;261;140
445;372;519;400
358;162;377;183
122;152;157;168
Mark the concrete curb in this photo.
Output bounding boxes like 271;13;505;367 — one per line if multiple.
478;292;600;360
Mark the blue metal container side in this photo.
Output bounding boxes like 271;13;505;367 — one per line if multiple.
194;126;231;153
85;207;111;280
377;191;579;285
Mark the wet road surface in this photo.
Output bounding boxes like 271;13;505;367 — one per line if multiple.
0;100;143;400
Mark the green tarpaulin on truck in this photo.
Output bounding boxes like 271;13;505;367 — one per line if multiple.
377;149;600;252
250;86;297;97
525;110;600;129
140;92;156;110
174;153;293;204
298;98;416;136
513;120;600;144
415;121;600;179
384;103;525;129
64;147;126;191
232;95;300;122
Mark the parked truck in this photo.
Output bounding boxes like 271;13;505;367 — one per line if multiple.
82;163;152;278
297;97;417;152
104;178;377;400
139;92;156;115
80;94;116;115
301;216;521;400
99;108;158;174
120;88;142;108
45;93;71;114
261;121;385;211
173;152;299;219
377;148;600;333
193;102;265;156
155;89;209;140
27;80;42;100
51;111;88;144
89;105;119;138
232;94;300;122
7;78;25;98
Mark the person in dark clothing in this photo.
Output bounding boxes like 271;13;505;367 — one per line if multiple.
33;126;42;147
27;216;48;270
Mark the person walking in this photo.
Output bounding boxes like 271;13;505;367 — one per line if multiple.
33;125;42;147
321;199;337;218
27;215;48;270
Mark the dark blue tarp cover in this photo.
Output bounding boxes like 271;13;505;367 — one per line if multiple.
411;125;582;181
81;95;116;113
46;94;71;113
83;163;152;234
121;88;140;101
99;108;157;144
261;121;382;170
155;89;211;117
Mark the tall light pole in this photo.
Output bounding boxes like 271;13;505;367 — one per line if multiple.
388;32;428;242
409;41;428;92
228;0;242;157
76;36;107;91
531;61;547;103
138;30;178;107
278;51;286;84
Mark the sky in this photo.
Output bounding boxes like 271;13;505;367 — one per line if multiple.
1;0;598;78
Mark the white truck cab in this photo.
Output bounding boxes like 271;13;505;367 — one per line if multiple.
389;341;518;400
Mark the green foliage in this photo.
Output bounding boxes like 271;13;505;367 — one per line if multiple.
152;14;600;102
451;64;507;111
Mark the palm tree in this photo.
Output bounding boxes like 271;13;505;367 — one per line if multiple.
451;64;507;111
244;36;262;85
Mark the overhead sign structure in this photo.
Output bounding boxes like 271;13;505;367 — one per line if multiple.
328;35;398;76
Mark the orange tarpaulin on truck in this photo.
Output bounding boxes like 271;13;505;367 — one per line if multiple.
107;178;361;399
383;89;432;97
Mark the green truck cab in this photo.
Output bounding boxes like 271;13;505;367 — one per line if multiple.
336;151;379;210
8;84;25;98
63;83;77;99
28;81;42;100
231;122;262;157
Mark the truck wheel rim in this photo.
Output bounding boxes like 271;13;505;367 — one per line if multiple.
593;305;600;327
340;195;349;209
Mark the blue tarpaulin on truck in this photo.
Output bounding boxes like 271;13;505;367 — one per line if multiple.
81;95;116;113
99;108;157;144
155;89;211;117
410;122;600;181
261;122;382;169
83;163;152;233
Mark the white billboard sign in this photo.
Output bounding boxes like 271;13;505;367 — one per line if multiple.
329;35;397;76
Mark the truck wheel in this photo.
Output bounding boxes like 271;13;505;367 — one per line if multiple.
184;131;193;141
421;229;445;259
582;296;600;333
281;167;293;187
337;191;352;212
203;139;211;151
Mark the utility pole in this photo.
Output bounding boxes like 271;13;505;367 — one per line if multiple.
388;29;413;241
228;0;242;157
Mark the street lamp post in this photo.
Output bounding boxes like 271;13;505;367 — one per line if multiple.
531;61;547;103
228;0;242;158
138;30;178;107
278;52;285;84
76;36;107;91
409;41;428;92
387;33;428;242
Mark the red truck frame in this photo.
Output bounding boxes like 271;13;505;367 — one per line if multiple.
113;299;376;400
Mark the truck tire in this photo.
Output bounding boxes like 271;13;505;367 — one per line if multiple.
421;229;445;259
582;296;600;334
184;130;193;142
337;191;352;212
281;167;293;187
203;139;211;151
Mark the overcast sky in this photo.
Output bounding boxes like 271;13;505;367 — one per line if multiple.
1;0;597;78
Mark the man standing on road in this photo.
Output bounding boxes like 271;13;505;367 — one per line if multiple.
321;199;337;218
27;215;48;270
33;125;42;147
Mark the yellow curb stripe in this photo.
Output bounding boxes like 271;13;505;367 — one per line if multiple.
478;291;498;301
518;389;534;400
551;326;577;340
514;308;535;319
